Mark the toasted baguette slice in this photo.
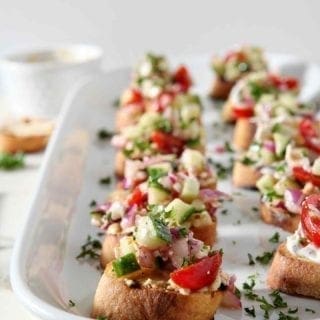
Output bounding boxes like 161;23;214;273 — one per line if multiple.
100;218;217;269
233;118;256;151
210;78;235;100
0;118;53;153
221;100;236;123
260;202;300;233
268;243;320;299
92;264;223;320
232;161;261;188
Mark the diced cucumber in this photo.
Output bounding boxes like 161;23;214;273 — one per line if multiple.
148;186;170;205
119;236;136;256
181;149;205;172
135;216;171;249
312;158;320;176
112;253;140;277
166;198;195;224
180;104;201;123
256;174;276;194
181;177;200;202
260;148;276;165
274;177;299;196
139;112;161;128
273;132;290;157
148;162;172;173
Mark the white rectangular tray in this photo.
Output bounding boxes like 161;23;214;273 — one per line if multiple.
11;54;320;320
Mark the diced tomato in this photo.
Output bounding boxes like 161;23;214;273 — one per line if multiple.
172;65;192;92
121;88;143;106
299;117;320;154
301;194;320;247
127;187;147;207
293;166;320;187
170;253;222;290
232;106;254;118
153;91;175;112
268;74;299;91
151;131;185;155
225;51;246;62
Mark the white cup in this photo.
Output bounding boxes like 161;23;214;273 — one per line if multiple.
0;44;103;118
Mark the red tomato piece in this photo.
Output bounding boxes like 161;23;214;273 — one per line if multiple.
127;187;147;207
299;118;320;154
173;65;192;92
122;88;143;106
225;51;246;62
301;194;320;247
170;253;222;290
232;106;254;119
268;74;299;91
293;166;320;187
151;131;185;155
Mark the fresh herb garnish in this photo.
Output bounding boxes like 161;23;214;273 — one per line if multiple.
76;235;102;260
68;300;75;307
305;308;315;314
96;316;108;320
288;307;298;314
255;251;275;265
113;98;120;108
0;152;25;170
112;253;140;277
269;232;280;243
252;206;259;212
241;156;256;166
150;215;172;243
221;209;228;215
89;200;97;207
244;306;256;317
248;253;256;265
155;118;172;133
99;176;112;185
278;311;299;320
97;128;113;140
224;141;234;152
147;167;168;190
209;159;233;179
270;290;287;308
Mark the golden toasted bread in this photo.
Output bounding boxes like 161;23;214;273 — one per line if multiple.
210;78;235;100
268;243;320;299
221;100;236;123
232;161;261;188
92;264;223;320
0;118;53;153
260;202;300;233
233;118;256;151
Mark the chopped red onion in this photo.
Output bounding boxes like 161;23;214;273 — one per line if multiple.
284;188;304;214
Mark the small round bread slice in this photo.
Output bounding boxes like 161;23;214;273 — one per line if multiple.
260;202;300;233
0;118;53;153
92;264;223;320
232;161;261;188
210;78;235;100
267;243;320;299
233;118;256;151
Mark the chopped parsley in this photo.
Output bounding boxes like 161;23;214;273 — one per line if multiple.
99;176;112;185
155;118;171;133
97;128;113;140
288;307;298;314
255;251;275;265
269;232;280;243
96;317;108;320
248;253;256;265
221;209;228;215
244;306;256;317
241;156;256;166
252;206;259;212
68;300;75;307
305;308;315;314
113;98;120;108
89;200;97;207
76;235;102;261
147;167;168;190
278;311;299;320
224;141;234;152
208;158;233;179
0;152;25;170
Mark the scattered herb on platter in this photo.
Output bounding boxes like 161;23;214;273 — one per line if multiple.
305;308;316;314
97;128;113;140
221;209;228;215
244;306;256;317
76;235;102;261
89;200;97;207
99;175;112;185
269;232;280;244
68;300;76;307
251;206;258;212
207;157;233;179
113;98;120;108
288;307;298;314
224;141;234;152
97;231;105;237
241;156;256;166
248;253;255;265
255;251;275;265
0;152;25;170
278;311;299;320
96;316;108;320
232;240;236;245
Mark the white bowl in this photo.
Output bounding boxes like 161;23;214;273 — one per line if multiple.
0;44;103;118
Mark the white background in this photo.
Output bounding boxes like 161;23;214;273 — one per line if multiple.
0;0;319;69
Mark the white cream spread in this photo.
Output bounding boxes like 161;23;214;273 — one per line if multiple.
286;224;320;263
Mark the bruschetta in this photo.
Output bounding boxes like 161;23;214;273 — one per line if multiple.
268;194;320;299
210;46;267;100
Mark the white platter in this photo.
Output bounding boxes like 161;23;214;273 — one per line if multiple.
11;53;320;320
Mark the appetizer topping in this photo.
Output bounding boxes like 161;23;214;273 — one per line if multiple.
112;253;141;277
170;252;222;290
299;117;320;154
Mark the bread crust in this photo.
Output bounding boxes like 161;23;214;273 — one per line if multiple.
115;151;126;178
210;77;235;100
233;118;256;151
232;161;261;188
267;243;320;299
221;100;236;123
92;264;223;320
260;202;300;233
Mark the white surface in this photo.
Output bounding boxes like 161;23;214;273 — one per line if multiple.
10;54;320;320
0;44;103;118
0;0;320;71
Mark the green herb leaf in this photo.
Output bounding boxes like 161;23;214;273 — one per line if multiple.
305;308;316;314
112;253;140;277
255;251;275;265
244;306;256;317
68;300;75;307
248;253;256;265
76;235;102;261
269;232;280;243
99;176;112;185
0;152;25;170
